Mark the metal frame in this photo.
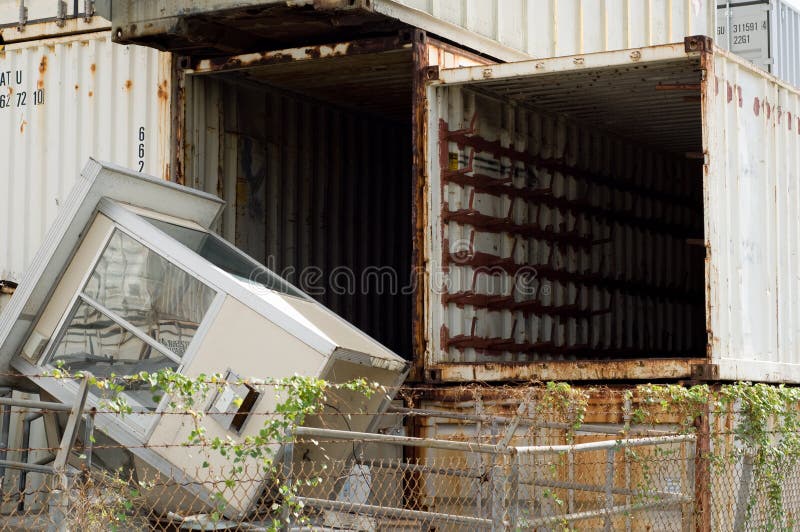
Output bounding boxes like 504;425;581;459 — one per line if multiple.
290;426;697;530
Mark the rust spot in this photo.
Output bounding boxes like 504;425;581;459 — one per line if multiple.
37;80;43;89
765;101;771;119
789;112;793;130
38;56;47;74
726;82;732;103
88;90;93;97
74;84;79;91
753;97;760;116
90;63;96;74
124;79;132;90
19;119;26;134
157;80;168;101
737;86;743;107
7;87;12;95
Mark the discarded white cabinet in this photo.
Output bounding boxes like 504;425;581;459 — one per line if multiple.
0;159;408;517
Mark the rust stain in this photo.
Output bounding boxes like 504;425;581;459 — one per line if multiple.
428;358;702;383
124;79;132;90
37;80;44;89
38;56;47;75
753;97;760;116
157;80;168;101
90;63;96;74
726;82;732;104
714;76;719;96
7;87;12;95
88;90;93;98
19;119;26;134
74;84;79;91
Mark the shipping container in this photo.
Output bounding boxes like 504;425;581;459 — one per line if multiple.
105;0;714;61
717;0;800;88
179;34;800;384
0;30;172;285
178;32;488;360
428;37;800;383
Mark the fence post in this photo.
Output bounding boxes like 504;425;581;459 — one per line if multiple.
280;428;295;531
603;448;615;531
490;455;500;531
505;451;519;531
694;398;711;532
732;453;754;530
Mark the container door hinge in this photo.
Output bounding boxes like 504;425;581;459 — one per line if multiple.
685;35;714;54
56;1;67;27
84;0;96;21
17;1;28;31
692;363;719;381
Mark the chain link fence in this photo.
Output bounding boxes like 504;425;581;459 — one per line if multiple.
0;385;793;530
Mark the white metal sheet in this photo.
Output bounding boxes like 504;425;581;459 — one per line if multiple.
376;0;714;59
704;49;800;381
0;31;171;283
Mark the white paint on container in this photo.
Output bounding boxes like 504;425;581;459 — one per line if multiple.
0;30;171;283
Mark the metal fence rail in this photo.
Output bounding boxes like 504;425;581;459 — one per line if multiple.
0;391;790;531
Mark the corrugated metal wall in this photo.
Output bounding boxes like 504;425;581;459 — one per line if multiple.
185;75;413;358
428;86;705;365
706;49;800;382
0;31;171;283
377;0;714;59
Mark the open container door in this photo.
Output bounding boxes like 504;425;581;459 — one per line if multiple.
423;39;711;383
424;36;800;384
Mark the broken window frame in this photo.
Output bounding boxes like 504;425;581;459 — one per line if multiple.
34;209;228;438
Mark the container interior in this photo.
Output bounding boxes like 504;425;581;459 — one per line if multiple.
432;55;708;366
185;46;414;358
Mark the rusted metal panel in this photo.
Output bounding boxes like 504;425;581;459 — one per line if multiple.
0;31;171;284
428;359;704;383
425;37;493;70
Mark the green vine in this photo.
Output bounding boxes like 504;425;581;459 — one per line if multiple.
50;367;378;530
47;368;800;531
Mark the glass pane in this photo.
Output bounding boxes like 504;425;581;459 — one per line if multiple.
84;230;216;357
49;301;177;411
143;217;306;299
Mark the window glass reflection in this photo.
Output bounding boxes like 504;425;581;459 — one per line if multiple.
143;217;305;299
83;230;216;356
49;301;177;411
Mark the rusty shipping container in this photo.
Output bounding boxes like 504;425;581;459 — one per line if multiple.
167;30;800;384
0;27;172;294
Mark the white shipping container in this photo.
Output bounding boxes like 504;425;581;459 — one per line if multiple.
717;0;800;88
0;30;171;285
107;0;716;61
426;40;800;383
